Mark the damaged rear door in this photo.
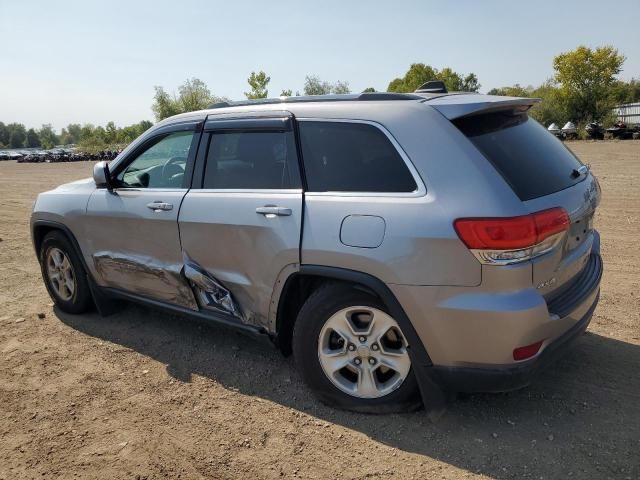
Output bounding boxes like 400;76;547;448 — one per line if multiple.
178;112;303;328
85;120;202;309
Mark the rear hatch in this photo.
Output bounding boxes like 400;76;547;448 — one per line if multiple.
440;97;601;300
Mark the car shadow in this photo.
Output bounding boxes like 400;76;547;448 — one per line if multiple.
57;304;640;479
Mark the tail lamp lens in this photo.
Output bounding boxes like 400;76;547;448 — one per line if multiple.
455;208;569;249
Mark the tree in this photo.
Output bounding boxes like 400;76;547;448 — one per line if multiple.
59;123;82;145
151;78;226;121
245;71;270;99
0;122;9;147
38;124;59;149
178;78;216;112
386;63;480;93
151;86;181;121
362;87;376;93
280;89;293;97
304;75;333;95
332;80;351;94
487;84;532;97
7;123;27;148
26;128;41;148
553;45;625;122
612;78;640;104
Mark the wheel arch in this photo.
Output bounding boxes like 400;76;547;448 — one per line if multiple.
274;265;433;368
32;220;91;276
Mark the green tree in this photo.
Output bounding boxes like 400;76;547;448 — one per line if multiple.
529;80;567;126
304;75;333;95
178;78;215;112
553;45;625;122
26;128;41;148
332;80;351;94
611;78;640;104
59;123;82;145
38;124;59;149
151;86;181;120
362;87;376;93
152;78;226;120
0;122;9;147
280;89;293;97
487;84;532;97
7;123;27;148
386;63;480;92
245;71;271;99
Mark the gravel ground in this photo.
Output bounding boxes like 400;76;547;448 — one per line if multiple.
1;141;639;480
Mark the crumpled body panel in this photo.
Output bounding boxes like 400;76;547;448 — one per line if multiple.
93;251;198;310
183;254;244;320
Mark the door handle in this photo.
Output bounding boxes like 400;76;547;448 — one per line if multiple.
255;206;292;217
146;201;173;212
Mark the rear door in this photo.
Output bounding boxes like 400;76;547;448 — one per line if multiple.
452;110;601;297
178;112;303;327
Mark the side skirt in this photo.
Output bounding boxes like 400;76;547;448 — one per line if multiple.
101;286;268;338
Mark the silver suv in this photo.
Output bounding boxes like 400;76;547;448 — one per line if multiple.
31;89;603;414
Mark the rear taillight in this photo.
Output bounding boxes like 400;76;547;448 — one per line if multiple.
454;208;570;265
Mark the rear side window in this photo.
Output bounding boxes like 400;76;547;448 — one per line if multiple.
453;112;583;201
203;131;300;189
298;121;418;193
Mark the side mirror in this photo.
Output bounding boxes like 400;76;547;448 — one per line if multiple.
93;161;112;190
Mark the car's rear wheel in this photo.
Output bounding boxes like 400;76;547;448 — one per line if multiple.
292;283;421;413
40;231;92;314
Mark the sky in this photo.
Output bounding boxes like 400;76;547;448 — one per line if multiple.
1;0;639;131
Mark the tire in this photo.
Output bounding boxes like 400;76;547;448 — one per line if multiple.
39;230;93;314
292;283;422;413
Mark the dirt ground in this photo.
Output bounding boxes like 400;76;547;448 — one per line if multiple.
0;141;639;480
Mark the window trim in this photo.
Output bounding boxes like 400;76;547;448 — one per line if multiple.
194;119;303;193
296;118;426;198
109;121;201;191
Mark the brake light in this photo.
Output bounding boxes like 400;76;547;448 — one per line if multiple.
454;208;570;265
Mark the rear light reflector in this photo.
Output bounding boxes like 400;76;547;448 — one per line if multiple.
454;208;570;265
513;340;544;361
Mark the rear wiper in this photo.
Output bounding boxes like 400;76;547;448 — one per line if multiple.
571;164;589;178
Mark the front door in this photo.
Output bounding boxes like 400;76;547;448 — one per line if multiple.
178;113;303;327
84;125;201;309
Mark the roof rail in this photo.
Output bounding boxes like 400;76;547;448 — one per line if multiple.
415;80;448;94
208;92;423;109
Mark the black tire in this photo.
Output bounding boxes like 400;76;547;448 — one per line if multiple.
292;283;422;413
39;230;93;314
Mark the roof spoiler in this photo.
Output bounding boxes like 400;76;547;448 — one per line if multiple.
427;95;541;120
415;80;448;94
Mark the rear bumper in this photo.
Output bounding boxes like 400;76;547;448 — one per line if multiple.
430;253;602;393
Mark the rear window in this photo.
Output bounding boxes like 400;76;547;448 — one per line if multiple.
453;112;584;201
298;121;417;193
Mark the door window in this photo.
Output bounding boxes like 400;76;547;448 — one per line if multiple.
116;131;194;188
202;131;300;189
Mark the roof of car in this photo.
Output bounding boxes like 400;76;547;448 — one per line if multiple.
206;91;470;109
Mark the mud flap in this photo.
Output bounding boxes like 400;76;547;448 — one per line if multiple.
412;363;449;422
87;275;124;316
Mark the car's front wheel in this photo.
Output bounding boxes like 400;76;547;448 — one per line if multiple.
292;283;421;413
40;231;92;314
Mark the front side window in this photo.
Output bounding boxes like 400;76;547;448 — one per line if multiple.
298;121;418;193
116;131;194;188
202;131;300;189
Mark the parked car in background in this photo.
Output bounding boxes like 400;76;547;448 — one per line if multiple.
31;86;603;413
